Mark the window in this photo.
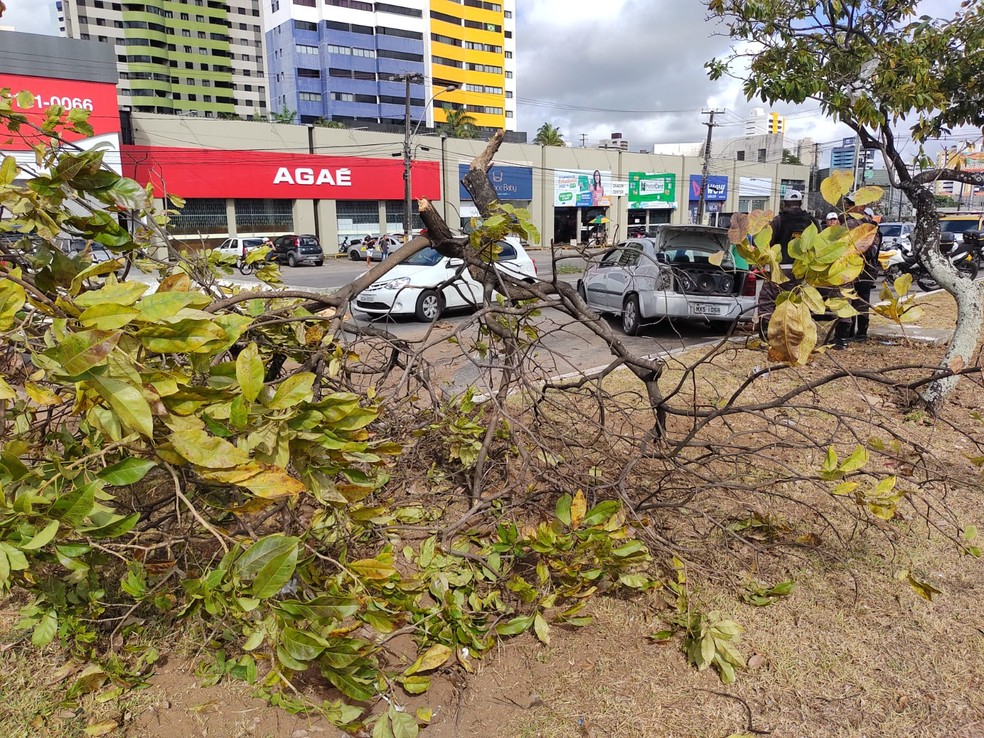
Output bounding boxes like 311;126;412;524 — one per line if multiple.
379;26;422;39
431;11;459;25
379;95;424;106
376;49;422;62
180;12;189;19
736;151;745;161
505;71;513;78
758;148;767;163
431;33;461;46
375;2;421;16
294;20;317;32
181;29;191;36
505;111;513;118
298;68;321;78
299;92;322;102
465;62;502;74
235;199;293;232
433;56;463;69
326;0;372;9
464;41;502;53
505;51;513;58
293;0;316;5
336;201;379;235
297;44;319;54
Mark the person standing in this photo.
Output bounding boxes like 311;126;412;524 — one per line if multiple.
824;211;840;230
757;190;818;339
842;198;883;343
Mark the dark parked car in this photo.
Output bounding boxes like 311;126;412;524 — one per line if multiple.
269;234;324;267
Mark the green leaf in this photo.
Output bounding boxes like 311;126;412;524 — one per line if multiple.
282;627;329;663
99;458;156;486
74;281;148;308
533;612;550;645
79;512;140;539
233;534;299;599
0;155;19;186
21;520;60;550
399;675;432;695
555;493;572;526
79;303;140;331
48;480;98;526
324;669;376;702
169;428;250;469
236;342;264;403
839;445;869;473
32;609;57;647
266;372;315;410
581;499;620;527
390;711;418;738
90;376;155;438
0;278;27;330
496;615;533;636
136;291;211;321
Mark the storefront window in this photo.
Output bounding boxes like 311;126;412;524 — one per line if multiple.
384;201;422;234
234;199;293;232
170;198;227;235
337;201;380;237
738;197;769;213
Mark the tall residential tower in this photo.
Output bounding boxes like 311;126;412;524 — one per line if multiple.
264;0;516;131
56;0;268;118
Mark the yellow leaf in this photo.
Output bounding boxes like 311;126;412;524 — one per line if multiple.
157;273;192;292
570;489;587;529
708;250;725;266
893;273;913;296
84;721;118;736
848;185;884;207
0;376;17;401
846;223;878;254
404;643;452;676
767;299;817;366
821;171;855;204
746;209;775;234
25;382;64;406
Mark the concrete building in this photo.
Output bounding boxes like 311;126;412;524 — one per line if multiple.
55;0;268;119
745;107;784;136
119;112;811;248
263;0;516;131
598;132;628;151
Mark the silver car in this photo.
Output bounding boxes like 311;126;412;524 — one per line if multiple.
576;225;757;335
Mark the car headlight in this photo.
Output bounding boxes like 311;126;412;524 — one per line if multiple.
380;276;411;290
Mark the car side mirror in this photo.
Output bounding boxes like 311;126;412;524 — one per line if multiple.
447;258;464;268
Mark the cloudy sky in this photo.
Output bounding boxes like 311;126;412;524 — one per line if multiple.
0;0;969;161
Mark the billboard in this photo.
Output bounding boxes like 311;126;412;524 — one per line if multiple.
123;146;441;200
458;164;532;201
689;174;728;202
2;73;122;173
554;169;611;207
628;172;676;209
739;177;773;197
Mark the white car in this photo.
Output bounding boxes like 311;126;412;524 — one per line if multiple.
354;237;537;321
216;236;268;259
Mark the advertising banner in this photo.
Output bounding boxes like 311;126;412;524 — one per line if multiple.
458;164;532;201
2;73;122;172
628;172;676;209
688;174;728;202
739;176;773;197
554;169;611;207
123;146;441;200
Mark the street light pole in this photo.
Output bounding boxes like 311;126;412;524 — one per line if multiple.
391;74;458;239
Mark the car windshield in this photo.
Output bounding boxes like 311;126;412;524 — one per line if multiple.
879;224;902;237
299;237;320;247
659;231;734;266
404;247;445;267
940;219;981;235
243;239;265;248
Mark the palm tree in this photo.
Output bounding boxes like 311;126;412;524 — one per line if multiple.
439;105;479;139
533;123;565;146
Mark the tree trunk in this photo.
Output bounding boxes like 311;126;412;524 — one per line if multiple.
903;180;984;411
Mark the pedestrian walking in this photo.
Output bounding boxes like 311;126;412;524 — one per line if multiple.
842;199;882;344
757;190;818;339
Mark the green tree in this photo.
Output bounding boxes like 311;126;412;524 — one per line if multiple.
707;0;984;408
439;105;479;139
781;149;802;165
533;122;565;146
270;108;296;124
935;194;957;208
316;118;346;129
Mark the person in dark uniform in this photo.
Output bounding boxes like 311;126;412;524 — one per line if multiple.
841;198;883;344
757;190;818;339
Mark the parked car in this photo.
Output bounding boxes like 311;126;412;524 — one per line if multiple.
877;222;914;253
353;237;536;321
216;236;269;274
347;234;403;262
269;234;324;267
576;226;757;335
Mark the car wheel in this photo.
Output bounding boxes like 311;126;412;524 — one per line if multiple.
414;290;443;322
287;253;298;268
621;294;642;336
957;259;979;280
349;249;361;261
576;281;588;303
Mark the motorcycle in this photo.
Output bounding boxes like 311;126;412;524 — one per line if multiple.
879;235;979;291
338;236;351;255
237;256;254;276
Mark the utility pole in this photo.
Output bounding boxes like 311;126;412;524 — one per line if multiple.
579;133;588;148
392;72;423;237
696;109;725;225
810;141;820;211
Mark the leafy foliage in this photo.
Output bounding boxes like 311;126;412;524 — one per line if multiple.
439;105;479;139
532;122;565;147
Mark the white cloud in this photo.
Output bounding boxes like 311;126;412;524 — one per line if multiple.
0;0;58;35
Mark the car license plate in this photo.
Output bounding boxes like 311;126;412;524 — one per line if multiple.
690;303;723;316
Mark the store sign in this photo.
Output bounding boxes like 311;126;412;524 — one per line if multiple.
458;164;532;200
123;146;441;200
689;174;728;202
628;172;676;209
2;73;122;172
554;169;611;207
739;176;773;197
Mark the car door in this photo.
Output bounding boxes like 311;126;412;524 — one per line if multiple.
439;257;480;308
583;246;625;309
602;241;644;308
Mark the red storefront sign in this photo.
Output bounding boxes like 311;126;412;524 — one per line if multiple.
122;146;441;200
2;73;121;150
